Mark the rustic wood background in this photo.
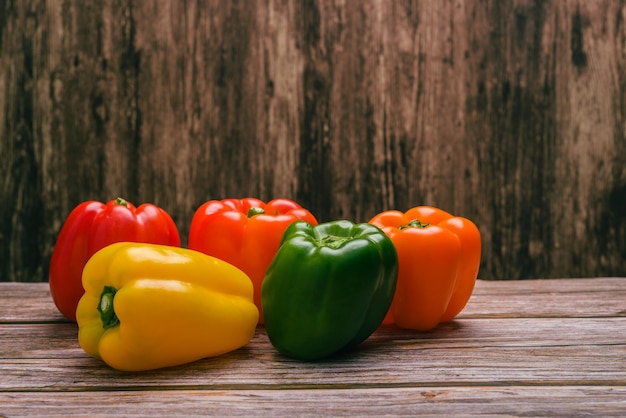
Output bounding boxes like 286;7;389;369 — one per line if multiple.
1;0;625;282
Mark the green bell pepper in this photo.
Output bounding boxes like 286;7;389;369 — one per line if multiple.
261;220;398;360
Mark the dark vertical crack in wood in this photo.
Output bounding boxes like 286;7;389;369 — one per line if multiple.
296;0;333;221
120;0;141;199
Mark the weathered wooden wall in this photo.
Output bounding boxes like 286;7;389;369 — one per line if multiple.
1;0;625;282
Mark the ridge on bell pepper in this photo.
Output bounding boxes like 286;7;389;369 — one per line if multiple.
261;220;398;361
49;197;181;322
369;206;481;331
76;242;259;372
188;197;318;324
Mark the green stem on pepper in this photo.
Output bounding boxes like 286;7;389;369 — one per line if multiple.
98;286;120;329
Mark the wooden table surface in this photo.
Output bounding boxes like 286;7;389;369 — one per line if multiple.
1;278;625;417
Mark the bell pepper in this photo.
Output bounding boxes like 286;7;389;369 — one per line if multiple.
76;242;258;371
188;197;317;323
49;197;180;322
369;206;481;330
261;220;398;360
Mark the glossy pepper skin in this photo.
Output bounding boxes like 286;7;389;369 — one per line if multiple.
188;197;317;323
76;242;258;372
261;220;398;361
49;197;180;322
369;206;481;330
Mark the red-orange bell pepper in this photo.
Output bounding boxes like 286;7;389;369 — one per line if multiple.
369;206;481;330
188;198;318;323
49;197;181;322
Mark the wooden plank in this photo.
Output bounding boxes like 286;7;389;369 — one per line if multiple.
462;277;626;318
471;277;626;294
0;283;67;323
1;318;624;391
3;317;625;359
2;386;626;417
7;277;624;300
3;279;625;323
1;350;624;392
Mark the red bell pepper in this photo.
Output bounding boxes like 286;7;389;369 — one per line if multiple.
188;198;318;323
49;197;180;321
369;206;481;330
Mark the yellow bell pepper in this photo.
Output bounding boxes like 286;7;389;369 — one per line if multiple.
76;242;259;371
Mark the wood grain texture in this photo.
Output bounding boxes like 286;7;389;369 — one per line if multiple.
2;319;625;390
1;387;626;417
1;1;625;282
0;278;625;416
2;277;625;323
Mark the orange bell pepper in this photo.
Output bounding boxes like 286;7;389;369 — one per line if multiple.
188;198;318;323
369;206;481;330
